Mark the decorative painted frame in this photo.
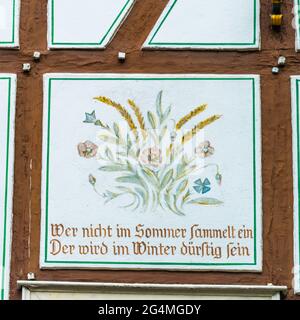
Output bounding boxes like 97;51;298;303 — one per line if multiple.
40;73;262;272
48;0;136;49
143;0;260;50
0;0;20;48
291;77;300;294
0;74;16;299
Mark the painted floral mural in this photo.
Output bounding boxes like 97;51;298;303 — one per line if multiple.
78;91;223;215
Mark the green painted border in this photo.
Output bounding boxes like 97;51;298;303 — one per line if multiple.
147;0;257;47
51;0;132;46
43;77;258;267
296;80;300;288
0;78;11;299
0;0;16;44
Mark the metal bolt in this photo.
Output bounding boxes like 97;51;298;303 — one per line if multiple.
33;51;41;61
27;272;35;280
272;66;280;74
278;56;286;66
22;63;31;73
118;52;126;62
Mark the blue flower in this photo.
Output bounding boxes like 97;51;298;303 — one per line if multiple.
193;178;211;194
83;110;96;124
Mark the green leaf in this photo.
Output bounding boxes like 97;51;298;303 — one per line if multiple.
160;169;173;189
188;198;223;206
98;135;118;144
176;163;185;177
142;167;159;187
147;111;157;129
182;189;191;202
162;105;171;123
105;147;114;161
173;195;185;215
116;151;128;157
99;165;128;172
103;191;123;204
156;90;163;120
120;199;138;209
94;119;106;127
116;186;132;192
126;134;133;153
176;165;197;181
181;189;191;208
159;125;168;142
163;193;184;216
125;160;134;172
113;123;120;138
181;155;189;166
164;193;176;214
134;187;148;208
176;179;188;194
116;175;144;186
116;175;138;184
114;186;143;211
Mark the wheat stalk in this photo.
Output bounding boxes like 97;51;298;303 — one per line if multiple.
94;96;138;137
127;99;147;139
181;115;222;145
176;104;207;130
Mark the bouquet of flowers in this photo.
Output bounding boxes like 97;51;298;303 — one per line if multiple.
78;91;223;216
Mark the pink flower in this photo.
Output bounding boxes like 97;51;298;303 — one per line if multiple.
195;141;214;158
77;141;98;158
139;147;162;168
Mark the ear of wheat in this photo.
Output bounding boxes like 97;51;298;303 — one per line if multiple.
176;104;207;130
127;99;147;139
181;115;222;145
94;97;138;138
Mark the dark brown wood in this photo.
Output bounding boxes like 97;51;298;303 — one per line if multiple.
1;0;298;299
